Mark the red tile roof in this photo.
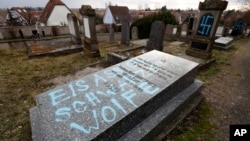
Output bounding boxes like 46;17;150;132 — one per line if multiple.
39;0;68;24
30;11;43;24
108;6;130;23
10;7;29;21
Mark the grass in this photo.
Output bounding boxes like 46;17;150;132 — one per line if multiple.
168;38;249;140
198;39;244;83
169;101;216;141
0;49;101;141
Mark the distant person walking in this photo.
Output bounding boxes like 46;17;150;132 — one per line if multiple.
19;29;24;39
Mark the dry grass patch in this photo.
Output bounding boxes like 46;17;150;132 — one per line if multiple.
0;49;101;141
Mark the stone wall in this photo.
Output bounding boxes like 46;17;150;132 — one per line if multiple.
0;24;110;40
0;26;73;39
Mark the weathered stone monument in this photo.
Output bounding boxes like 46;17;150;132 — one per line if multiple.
231;19;245;37
146;21;166;51
67;13;82;45
79;5;99;54
131;26;138;40
30;50;203;141
186;0;228;59
121;19;130;45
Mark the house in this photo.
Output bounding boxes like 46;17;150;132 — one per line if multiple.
29;11;43;25
6;7;30;26
136;11;158;19
39;0;72;26
103;5;130;25
171;10;199;24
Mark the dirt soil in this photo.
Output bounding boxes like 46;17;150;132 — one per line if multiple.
203;39;250;140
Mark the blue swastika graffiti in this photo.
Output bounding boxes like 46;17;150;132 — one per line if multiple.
197;14;214;36
234;20;244;31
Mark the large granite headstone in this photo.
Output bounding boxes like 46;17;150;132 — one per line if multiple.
186;0;228;59
146;21;166;51
67;13;82;45
30;50;203;141
121;19;130;45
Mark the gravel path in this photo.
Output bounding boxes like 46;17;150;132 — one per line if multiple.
203;39;250;140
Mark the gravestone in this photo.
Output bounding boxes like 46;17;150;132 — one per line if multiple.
179;23;188;41
109;24;115;42
214;36;233;49
164;24;174;41
223;27;230;36
186;0;228;59
131;26;138;40
173;27;177;35
231;19;244;36
146;21;166;51
181;23;188;37
244;28;250;37
67;13;82;45
30;50;203;141
188;17;196;36
215;26;224;38
121;19;130;45
79;5;99;54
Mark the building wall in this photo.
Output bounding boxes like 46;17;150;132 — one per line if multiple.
103;8;115;24
0;26;71;39
0;24;112;40
47;5;71;26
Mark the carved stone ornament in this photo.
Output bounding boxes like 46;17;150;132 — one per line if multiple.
79;5;96;16
199;0;228;10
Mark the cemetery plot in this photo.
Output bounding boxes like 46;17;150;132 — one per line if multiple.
27;39;83;57
30;50;203;141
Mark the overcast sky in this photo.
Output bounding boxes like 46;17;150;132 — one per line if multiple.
0;0;241;10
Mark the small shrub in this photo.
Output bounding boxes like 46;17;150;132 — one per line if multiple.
131;11;178;39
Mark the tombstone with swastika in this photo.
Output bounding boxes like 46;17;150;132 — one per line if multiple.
186;0;228;59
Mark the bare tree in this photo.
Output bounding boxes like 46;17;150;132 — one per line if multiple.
238;0;250;10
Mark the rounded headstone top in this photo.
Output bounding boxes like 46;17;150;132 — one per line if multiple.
79;5;96;16
199;0;228;10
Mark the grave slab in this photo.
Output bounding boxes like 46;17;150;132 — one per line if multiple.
214;37;233;49
119;80;203;141
30;50;200;141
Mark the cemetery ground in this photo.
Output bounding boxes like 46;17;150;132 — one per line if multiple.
0;38;249;141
